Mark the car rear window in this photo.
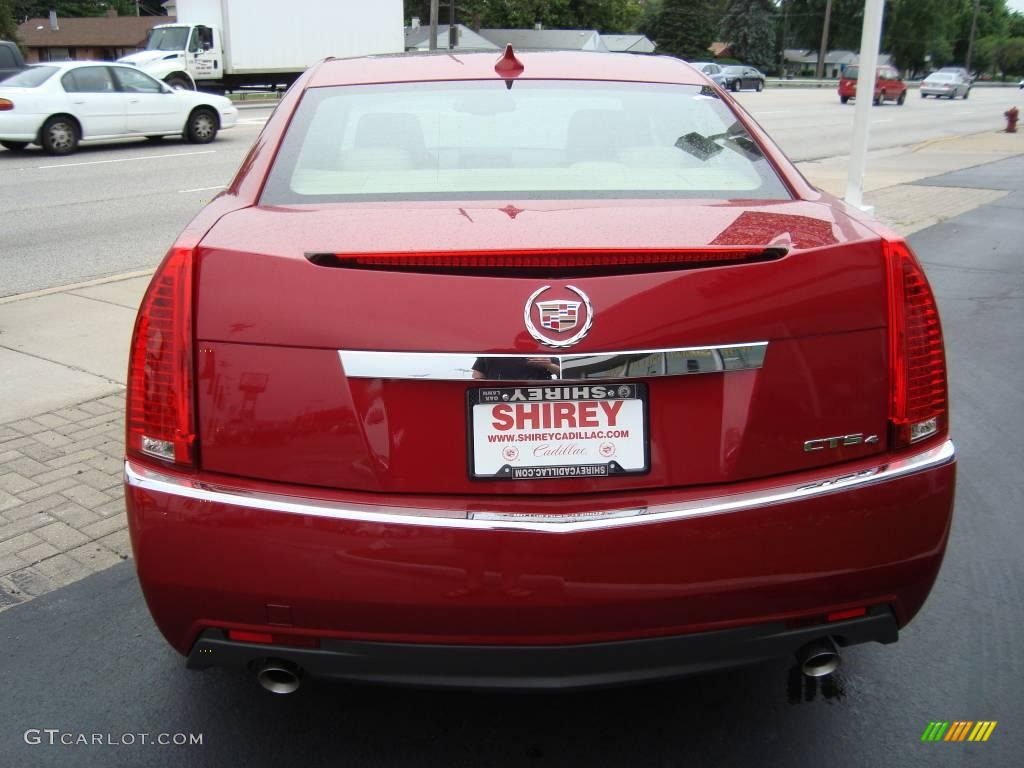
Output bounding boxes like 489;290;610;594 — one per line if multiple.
260;80;791;204
1;66;58;88
928;73;954;81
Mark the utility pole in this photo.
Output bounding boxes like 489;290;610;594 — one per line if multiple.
429;0;439;51
449;0;457;49
816;0;834;79
965;0;981;73
779;0;790;76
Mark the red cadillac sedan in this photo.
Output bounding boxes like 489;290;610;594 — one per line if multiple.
124;49;955;693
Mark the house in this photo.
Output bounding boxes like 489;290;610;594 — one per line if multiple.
600;34;656;54
16;10;172;64
477;28;608;52
709;41;735;59
783;49;894;78
405;23;499;52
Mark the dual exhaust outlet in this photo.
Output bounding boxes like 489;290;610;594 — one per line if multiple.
795;637;841;678
254;659;302;694
252;638;841;694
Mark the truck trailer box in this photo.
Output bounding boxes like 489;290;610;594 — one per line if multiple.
178;0;404;74
121;0;403;89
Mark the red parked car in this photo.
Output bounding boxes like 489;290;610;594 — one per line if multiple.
125;48;955;693
838;65;907;105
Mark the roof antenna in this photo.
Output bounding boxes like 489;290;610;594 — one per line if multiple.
494;44;524;89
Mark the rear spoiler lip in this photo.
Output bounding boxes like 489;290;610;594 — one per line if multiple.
305;246;788;276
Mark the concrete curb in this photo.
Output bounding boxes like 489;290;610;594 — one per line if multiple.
0;269;154;307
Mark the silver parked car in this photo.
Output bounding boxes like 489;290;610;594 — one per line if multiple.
920;72;970;99
689;61;726;88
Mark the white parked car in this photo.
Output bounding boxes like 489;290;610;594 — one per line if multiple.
0;61;238;154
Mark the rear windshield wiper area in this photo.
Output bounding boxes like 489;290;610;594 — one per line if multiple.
675;122;766;163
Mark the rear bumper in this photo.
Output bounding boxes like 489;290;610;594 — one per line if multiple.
125;440;955;683
0;113;44;142
187;606;898;690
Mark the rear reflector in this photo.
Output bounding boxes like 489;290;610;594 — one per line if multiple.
0;99;13;111
827;607;867;622
126;246;196;466
884;239;948;449
227;630;273;644
227;629;319;648
307;247;786;276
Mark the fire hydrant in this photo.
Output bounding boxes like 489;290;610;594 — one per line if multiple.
1006;107;1019;133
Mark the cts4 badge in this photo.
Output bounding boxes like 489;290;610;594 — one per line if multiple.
524;285;594;348
803;433;880;452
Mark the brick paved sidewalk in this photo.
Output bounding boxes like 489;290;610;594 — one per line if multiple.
0;393;129;611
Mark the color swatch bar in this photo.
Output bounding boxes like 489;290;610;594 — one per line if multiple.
921;721;997;742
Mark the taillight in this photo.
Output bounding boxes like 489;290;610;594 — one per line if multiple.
884;238;948;449
0;98;13;111
126;245;196;466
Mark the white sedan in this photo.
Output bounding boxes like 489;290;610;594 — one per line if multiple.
0;60;237;154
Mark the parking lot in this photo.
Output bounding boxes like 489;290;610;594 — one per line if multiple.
2;86;1023;766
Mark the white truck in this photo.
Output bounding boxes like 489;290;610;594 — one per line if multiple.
118;0;404;91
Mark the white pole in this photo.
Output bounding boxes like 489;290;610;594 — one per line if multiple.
845;0;886;210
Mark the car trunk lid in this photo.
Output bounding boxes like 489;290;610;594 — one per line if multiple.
193;199;890;495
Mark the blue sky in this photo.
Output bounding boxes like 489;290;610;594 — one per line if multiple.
1010;0;1024;14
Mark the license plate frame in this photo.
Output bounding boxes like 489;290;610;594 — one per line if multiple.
466;383;650;481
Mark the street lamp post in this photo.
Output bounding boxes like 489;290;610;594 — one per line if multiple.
845;0;886;210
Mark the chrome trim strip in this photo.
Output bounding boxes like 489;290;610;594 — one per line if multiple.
125;440;954;534
338;342;768;381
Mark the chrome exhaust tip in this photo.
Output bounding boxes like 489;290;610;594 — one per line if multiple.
795;637;841;678
255;659;302;694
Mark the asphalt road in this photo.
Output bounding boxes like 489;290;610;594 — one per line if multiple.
0;110;273;297
1;86;1021;297
2;159;1022;767
736;85;1021;161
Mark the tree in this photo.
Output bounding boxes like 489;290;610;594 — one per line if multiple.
929;36;954;69
1010;12;1024;39
884;0;949;74
10;1;163;19
656;0;718;59
971;33;999;73
403;0;645;32
784;0;864;52
950;0;1011;65
995;36;1024;76
0;0;18;42
638;0;663;38
580;0;646;32
720;0;776;69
